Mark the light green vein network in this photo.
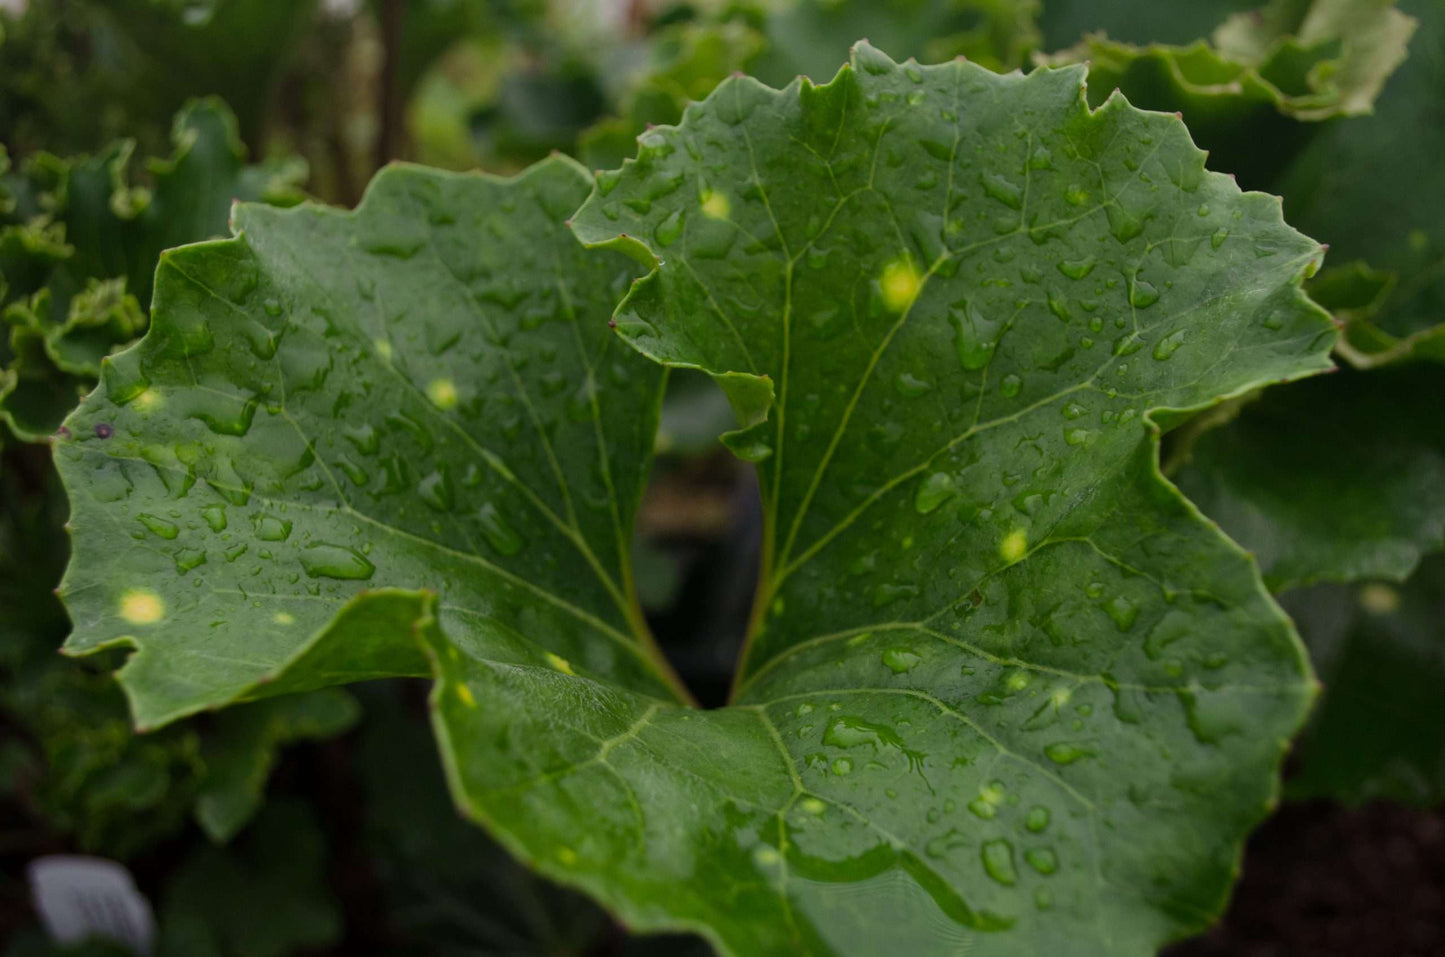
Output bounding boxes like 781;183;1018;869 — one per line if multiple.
59;44;1330;957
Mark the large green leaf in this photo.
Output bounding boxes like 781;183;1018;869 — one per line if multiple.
1041;0;1415;185
57;155;681;729
59;46;1333;954
1280;557;1445;806
571;45;1332;952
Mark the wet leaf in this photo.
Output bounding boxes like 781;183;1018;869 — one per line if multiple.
58;156;679;730
61;47;1332;955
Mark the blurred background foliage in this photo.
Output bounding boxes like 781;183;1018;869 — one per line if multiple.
0;0;1441;954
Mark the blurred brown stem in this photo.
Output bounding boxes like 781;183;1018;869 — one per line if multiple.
376;0;405;169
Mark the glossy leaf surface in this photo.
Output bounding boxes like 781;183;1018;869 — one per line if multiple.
62;47;1333;955
57;156;677;728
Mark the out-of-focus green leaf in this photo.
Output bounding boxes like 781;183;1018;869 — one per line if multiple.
194;688;360;842
1174;365;1445;591
2;928;133;957
155;799;342;957
1042;0;1415;184
1;0;318;155
90;0;320;146
1274;0;1445;361
1281;557;1445;806
655;368;737;459
408;38;608;173
1038;0;1258;49
43;98;307;309
0;98;306;441
0;449;203;859
355;683;609;955
745;0;1042;86
370;0;496;103
579;20;765;172
407;35;515;172
0;1;143;158
0;447;358;855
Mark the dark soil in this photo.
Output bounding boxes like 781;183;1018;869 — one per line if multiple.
1168;800;1445;957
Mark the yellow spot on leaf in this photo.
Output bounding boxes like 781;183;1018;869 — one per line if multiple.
118;589;164;625
880;257;922;313
1000;528;1028;564
374;338;393;360
427;378;459;410
545;652;576;675
700;189;730;220
273;612;295;626
134;388;162;412
455;683;477;707
557;846;578;865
